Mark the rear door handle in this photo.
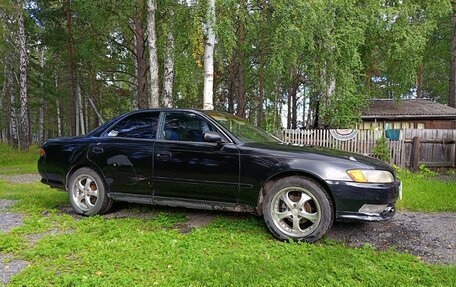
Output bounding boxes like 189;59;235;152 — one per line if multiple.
156;151;172;159
92;147;104;154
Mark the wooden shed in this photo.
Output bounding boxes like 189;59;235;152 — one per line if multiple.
360;99;456;130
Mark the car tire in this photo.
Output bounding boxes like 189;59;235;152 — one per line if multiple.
68;167;113;216
262;176;333;242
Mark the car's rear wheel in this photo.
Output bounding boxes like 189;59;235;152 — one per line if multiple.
262;176;333;242
68;167;112;216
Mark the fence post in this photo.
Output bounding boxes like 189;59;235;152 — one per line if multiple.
411;136;421;171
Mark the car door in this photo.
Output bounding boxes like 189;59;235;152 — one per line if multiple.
87;111;159;197
153;111;240;203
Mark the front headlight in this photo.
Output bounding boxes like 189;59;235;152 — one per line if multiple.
347;169;394;183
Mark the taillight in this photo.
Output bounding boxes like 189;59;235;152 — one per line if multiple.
39;148;46;157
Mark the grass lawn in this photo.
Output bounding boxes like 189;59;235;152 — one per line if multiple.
0;145;39;175
396;169;456;212
0;144;455;286
0;180;455;287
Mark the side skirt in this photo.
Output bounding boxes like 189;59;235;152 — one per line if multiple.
109;192;257;214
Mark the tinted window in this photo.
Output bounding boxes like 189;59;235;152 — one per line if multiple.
107;112;159;139
205;111;280;143
162;112;216;142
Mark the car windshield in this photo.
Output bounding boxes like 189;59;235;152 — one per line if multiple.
206;111;280;143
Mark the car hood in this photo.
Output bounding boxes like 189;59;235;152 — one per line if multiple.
241;142;395;173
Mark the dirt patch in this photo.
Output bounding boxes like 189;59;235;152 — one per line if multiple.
0;200;16;211
0;174;41;184
328;211;456;265
172;211;218;233
0;213;23;233
0;254;28;285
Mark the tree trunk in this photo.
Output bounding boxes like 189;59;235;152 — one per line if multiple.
54;76;62;137
237;0;246;117
56;98;62;137
147;0;160;108
132;3;148;109
87;94;105;124
8;66;18;148
66;0;77;135
18;4;30;150
227;52;236;114
38;48;45;144
291;86;297;129
257;52;265;128
0;64;7;143
450;0;456;108
77;80;85;135
203;0;216;110
163;30;174;107
417;64;423;98
287;90;291;129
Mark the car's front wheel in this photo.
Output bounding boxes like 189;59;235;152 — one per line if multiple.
68;167;113;216
262;176;333;242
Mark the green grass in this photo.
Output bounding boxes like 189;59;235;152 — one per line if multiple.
0;144;39;175
0;179;455;286
396;169;456;212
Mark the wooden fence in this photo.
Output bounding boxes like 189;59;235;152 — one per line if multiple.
281;129;456;169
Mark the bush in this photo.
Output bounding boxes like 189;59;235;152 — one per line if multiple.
372;137;390;161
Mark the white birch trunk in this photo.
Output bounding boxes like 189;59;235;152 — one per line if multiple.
163;30;174;108
18;4;30;149
84;94;88;133
8;68;19;147
203;0;216;110
39;48;45;143
77;80;85;135
55;76;62;137
147;0;160;108
1;65;7;143
56;97;62;137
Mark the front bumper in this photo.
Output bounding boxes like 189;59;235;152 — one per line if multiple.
326;179;401;222
336;203;396;221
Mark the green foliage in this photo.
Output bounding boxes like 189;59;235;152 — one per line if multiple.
372;137;391;161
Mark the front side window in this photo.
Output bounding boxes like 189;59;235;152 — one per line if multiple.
162;112;216;142
106;112;159;139
205;111;280;143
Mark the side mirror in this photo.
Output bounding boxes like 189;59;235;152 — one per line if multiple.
204;131;223;143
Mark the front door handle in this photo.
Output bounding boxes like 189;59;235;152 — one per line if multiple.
92;147;104;154
156;151;172;159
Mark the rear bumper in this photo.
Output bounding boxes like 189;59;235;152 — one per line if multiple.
326;180;400;222
40;178;66;190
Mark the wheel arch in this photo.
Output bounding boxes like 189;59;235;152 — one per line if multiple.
256;171;336;216
65;164;108;193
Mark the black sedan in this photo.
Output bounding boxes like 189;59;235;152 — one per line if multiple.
38;109;400;242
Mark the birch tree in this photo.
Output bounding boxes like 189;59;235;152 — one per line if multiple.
147;0;160;108
17;1;29;150
163;23;175;108
132;0;148;109
8;64;18;148
38;47;45;144
203;0;215;110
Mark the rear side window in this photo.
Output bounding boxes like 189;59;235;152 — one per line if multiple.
106;112;159;139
